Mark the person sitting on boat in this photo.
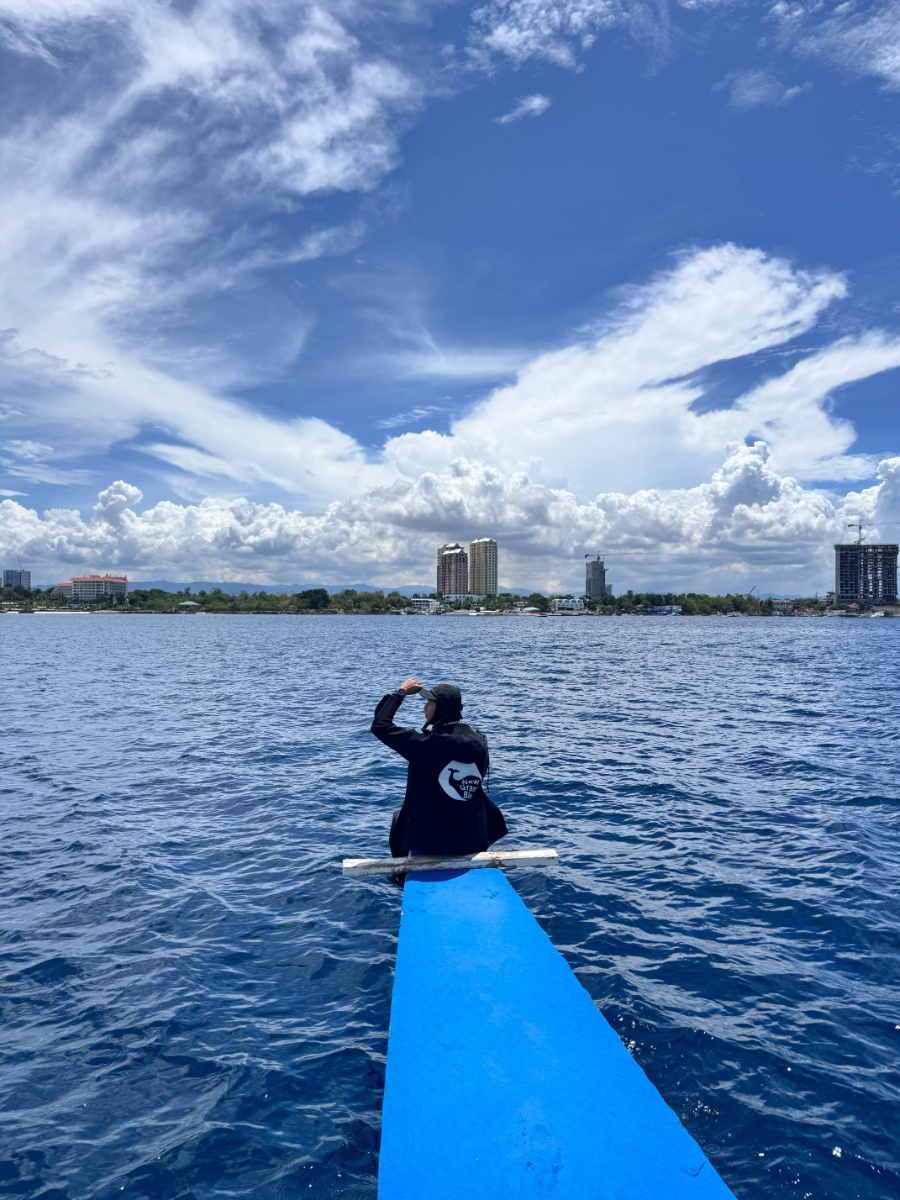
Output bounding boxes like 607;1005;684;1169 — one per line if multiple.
371;678;507;858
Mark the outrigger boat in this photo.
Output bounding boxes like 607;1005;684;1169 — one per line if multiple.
343;850;737;1199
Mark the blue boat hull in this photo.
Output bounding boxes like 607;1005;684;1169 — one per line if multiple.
379;869;736;1198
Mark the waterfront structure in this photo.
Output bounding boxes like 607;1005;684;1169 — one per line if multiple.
550;597;584;612
834;543;898;605
3;569;30;588
584;556;611;599
650;605;682;615
406;598;442;614
469;538;498;596
54;574;128;602
437;544;468;596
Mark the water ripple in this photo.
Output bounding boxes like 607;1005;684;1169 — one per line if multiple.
2;615;899;1198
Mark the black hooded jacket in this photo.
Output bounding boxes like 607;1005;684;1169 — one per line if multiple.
370;690;507;856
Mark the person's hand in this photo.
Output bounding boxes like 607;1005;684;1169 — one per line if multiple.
400;677;423;694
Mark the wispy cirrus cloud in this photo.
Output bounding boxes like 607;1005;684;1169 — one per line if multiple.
0;0;426;431
496;93;551;123
799;3;900;89
771;0;900;90
376;406;443;430
7;244;899;511
714;68;811;110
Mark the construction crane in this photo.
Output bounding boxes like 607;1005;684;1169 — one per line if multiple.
845;521;900;544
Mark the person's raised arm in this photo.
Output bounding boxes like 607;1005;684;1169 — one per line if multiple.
370;677;427;760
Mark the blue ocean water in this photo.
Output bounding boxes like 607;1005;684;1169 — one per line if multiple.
2;613;899;1200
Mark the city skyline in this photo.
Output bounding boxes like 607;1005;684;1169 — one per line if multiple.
2;1;900;594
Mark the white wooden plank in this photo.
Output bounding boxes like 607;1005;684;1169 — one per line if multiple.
342;848;559;877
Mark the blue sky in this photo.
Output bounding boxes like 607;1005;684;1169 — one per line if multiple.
3;0;900;591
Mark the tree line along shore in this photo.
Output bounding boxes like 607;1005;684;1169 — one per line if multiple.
1;584;841;616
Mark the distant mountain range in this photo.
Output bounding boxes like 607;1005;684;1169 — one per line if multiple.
128;581;433;596
125;581;545;597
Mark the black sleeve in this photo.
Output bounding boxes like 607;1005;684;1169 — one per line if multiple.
370;691;429;763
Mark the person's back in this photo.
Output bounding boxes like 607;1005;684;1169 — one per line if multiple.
370;678;506;856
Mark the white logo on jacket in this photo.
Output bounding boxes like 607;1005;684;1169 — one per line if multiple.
438;760;483;802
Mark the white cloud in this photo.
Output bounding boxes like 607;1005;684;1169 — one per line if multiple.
385;344;528;379
382;244;900;496
3;440;53;460
377;405;444;430
0;2;421;203
469;0;624;68
3;445;899;593
715;68;812;109
496;94;552;123
0;0;424;462
794;2;900;90
5;244;900;509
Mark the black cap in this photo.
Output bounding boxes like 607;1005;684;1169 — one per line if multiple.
419;683;462;706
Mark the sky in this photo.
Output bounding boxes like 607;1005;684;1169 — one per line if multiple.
2;0;900;593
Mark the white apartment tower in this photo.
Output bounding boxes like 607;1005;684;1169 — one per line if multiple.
469;538;498;596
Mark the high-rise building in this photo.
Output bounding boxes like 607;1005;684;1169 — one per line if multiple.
585;557;611;599
437;544;468;596
3;569;30;588
834;544;898;605
437;543;451;591
470;538;498;596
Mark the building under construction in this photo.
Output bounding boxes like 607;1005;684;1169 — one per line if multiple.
834;543;898;605
585;556;612;599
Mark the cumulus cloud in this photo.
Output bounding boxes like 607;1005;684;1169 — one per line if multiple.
715;68;811;109
496;94;552;123
3;445;898;593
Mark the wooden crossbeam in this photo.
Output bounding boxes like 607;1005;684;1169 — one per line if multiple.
342;848;559;877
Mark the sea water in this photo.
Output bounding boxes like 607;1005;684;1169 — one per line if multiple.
2;614;899;1200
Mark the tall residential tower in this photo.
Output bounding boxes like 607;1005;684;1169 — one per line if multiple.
469;538;498;596
437;544;469;596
